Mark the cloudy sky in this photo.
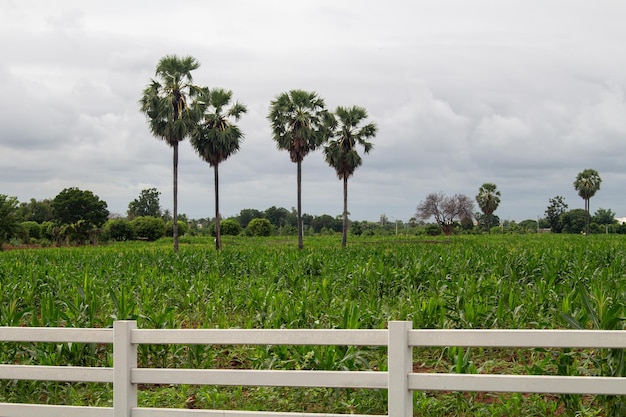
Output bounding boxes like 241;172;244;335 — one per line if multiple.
1;1;625;222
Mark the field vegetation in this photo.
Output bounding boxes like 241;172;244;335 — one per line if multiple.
1;234;626;415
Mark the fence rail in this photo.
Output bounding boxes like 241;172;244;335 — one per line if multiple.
1;320;626;417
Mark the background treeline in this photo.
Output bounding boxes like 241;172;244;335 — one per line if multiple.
2;187;626;249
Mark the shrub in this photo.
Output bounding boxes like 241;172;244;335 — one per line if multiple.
132;216;165;241
103;219;135;241
246;218;272;237
425;224;442;236
165;220;189;237
21;221;42;240
219;219;242;236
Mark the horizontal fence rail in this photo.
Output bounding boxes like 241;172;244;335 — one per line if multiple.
1;321;626;417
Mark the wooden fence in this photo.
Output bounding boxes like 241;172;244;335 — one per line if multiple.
2;320;626;417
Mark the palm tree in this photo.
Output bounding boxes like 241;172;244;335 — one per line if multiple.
324;106;377;247
268;90;328;249
190;88;247;250
139;55;201;252
574;169;602;235
476;183;501;233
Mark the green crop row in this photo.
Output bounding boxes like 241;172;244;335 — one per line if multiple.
1;234;626;415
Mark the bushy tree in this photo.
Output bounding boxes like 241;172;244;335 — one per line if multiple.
19;198;53;223
0;195;21;246
237;208;265;229
416;193;474;236
247;218;272;237
21;221;42;241
165;220;188;237
103;219;135;241
51;188;108;243
127;188;162;219
561;209;588;234
131;216;165;241
210;218;242;236
593;208;616;226
545;196;568;233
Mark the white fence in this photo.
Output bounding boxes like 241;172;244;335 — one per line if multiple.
2;320;626;417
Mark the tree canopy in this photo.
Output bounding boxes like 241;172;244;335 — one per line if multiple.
574;168;602;235
416;193;474;236
128;188;162;219
0;194;20;246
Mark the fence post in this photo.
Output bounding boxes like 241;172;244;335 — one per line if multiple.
114;320;137;417
388;320;412;417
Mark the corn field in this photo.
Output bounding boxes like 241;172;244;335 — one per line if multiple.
1;234;626;415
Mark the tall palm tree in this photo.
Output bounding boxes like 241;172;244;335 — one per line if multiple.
324;106;377;247
268;90;328;249
190;88;247;250
476;183;501;233
574;168;602;235
139;55;201;252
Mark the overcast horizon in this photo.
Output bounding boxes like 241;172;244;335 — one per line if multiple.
1;1;625;223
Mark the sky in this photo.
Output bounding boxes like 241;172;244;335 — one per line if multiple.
1;1;625;223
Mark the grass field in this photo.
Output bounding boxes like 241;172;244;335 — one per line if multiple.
1;234;626;415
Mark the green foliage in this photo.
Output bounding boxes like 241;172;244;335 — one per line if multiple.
165;220;188;237
246;218;272;236
128;188;162;219
20;221;42;241
103;219;136;241
18;198;54;223
560;209;587;234
51;188;109;228
131;216;165;241
2;235;626;414
545;196;568;233
219;219;242;236
0;194;21;244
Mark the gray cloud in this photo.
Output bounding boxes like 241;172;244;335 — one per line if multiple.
1;0;625;222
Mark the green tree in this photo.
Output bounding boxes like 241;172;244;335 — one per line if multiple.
139;54;201;252
475;183;501;233
127;188;162;219
18;198;53;223
247;218;272;237
324;105;378;247
545;196;568;233
264;206;290;228
219;219;242;236
237;208;264;229
131;216;165;241
593;207;616;226
0;195;21;247
51;188;108;243
268;89;329;249
574;168;602;235
103;219;135;241
561;209;588;234
190;88;247;250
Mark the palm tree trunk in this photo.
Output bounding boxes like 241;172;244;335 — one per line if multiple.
585;198;590;236
297;160;303;250
173;142;179;252
342;176;348;247
214;164;221;250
